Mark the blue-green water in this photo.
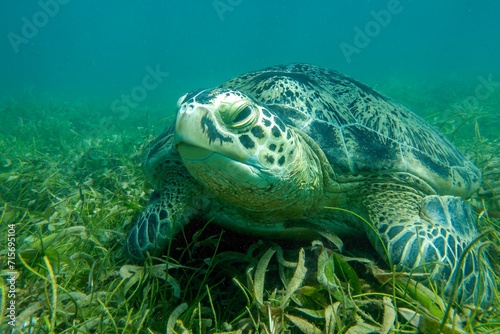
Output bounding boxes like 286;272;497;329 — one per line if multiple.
1;2;500;332
1;0;499;118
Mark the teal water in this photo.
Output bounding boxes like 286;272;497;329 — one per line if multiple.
1;0;499;121
1;2;500;332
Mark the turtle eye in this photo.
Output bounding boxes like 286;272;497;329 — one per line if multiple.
232;105;253;126
228;102;257;129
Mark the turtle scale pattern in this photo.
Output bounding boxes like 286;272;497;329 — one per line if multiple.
126;64;494;308
221;64;480;198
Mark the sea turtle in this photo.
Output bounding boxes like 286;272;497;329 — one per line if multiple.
125;64;494;307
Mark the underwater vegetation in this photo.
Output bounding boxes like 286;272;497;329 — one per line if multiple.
0;79;499;333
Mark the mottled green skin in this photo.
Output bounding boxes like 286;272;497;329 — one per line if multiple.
126;64;493;307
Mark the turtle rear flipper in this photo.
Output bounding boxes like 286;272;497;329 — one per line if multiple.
362;186;494;308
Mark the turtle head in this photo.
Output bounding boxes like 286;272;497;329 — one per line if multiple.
173;88;325;214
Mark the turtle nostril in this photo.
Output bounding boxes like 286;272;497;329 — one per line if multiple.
185;104;196;114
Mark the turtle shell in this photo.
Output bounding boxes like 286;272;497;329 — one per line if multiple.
221;64;480;198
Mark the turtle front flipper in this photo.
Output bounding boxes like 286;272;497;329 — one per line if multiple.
125;166;205;262
361;186;495;308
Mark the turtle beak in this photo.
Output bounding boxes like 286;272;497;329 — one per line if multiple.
173;107;214;161
176;143;214;161
173;102;250;163
173;105;212;150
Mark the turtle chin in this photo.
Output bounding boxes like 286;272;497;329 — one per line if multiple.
176;143;215;161
177;143;272;208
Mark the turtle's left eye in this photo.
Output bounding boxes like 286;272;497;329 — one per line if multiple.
223;101;258;130
232;105;254;127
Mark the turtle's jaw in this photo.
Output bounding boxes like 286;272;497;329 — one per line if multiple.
176;143;214;161
176;142;270;190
